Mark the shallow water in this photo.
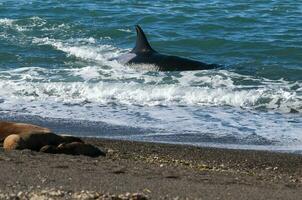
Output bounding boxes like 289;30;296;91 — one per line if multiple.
0;1;301;151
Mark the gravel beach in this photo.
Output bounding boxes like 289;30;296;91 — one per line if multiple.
1;138;302;199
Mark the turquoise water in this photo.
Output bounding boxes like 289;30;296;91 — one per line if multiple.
0;1;301;151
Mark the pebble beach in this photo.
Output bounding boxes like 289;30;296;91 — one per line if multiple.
1;137;302;199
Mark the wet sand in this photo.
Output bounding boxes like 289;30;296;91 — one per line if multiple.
1;137;302;199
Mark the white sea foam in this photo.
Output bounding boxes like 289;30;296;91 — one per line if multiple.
0;16;64;33
3;33;302;114
72;66;100;80
0;18;27;31
0;79;301;150
28;37;302;113
0;68;301;112
32;37;121;66
117;28;131;33
0;18;15;26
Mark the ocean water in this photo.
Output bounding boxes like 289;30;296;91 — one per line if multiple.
0;0;301;152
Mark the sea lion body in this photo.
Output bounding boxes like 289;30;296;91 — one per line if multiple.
4;132;62;151
0;121;51;141
1;121;103;157
3;132;83;151
57;142;105;157
40;142;105;157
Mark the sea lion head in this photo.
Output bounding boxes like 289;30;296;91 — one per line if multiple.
3;134;26;150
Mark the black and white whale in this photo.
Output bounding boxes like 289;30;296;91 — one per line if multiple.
113;25;219;71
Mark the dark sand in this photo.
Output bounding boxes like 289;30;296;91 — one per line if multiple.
1;138;302;199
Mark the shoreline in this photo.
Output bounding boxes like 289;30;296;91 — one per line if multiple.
1;137;302;199
1;113;301;154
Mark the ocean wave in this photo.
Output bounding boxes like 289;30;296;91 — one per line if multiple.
0;30;299;114
117;28;131;33
0;17;47;32
32;37;119;63
0;68;300;114
0;18;15;26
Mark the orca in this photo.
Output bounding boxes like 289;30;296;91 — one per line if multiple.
114;25;219;71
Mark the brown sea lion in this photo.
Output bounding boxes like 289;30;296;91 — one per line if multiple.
0;121;51;141
60;135;83;144
39;145;59;154
2;134;25;150
3;132;83;151
57;142;105;157
40;142;105;157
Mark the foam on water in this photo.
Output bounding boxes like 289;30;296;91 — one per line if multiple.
1;65;300;112
26;36;302;113
0;17;47;32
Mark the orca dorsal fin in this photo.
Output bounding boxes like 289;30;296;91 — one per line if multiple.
131;25;156;54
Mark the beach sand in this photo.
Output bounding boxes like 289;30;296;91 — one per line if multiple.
0;137;302;199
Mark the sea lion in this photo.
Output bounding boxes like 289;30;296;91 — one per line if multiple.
0;121;51;141
3;132;83;151
40;142;105;157
57;142;105;157
39;145;58;154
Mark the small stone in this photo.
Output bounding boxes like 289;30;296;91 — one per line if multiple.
143;188;151;193
132;193;148;200
9;194;20;200
112;167;126;174
17;192;23;197
48;190;64;197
